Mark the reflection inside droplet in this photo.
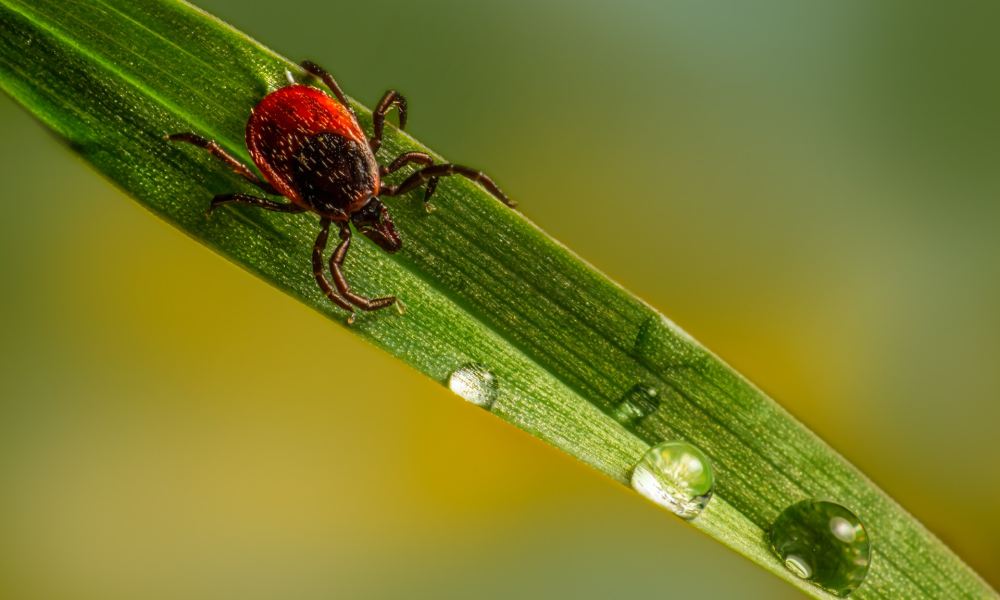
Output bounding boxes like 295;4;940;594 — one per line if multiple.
829;516;858;543
785;555;813;579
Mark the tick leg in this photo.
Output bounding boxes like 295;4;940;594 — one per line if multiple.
313;218;357;322
380;152;438;211
369;90;408;154
379;151;434;177
380;163;516;208
330;223;400;313
209;193;307;214
167;133;278;195
300;60;354;116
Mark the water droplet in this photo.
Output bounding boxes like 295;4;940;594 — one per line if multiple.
768;500;871;597
611;384;660;425
630;441;715;519
448;364;498;408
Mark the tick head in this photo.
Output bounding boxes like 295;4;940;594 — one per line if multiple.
352;198;401;253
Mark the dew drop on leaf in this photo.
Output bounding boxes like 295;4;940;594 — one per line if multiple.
611;384;660;426
768;500;871;597
448;363;498;409
630;440;715;519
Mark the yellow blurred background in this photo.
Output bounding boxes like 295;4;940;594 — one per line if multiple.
1;0;998;597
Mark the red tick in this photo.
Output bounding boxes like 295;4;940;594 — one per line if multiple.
169;60;514;323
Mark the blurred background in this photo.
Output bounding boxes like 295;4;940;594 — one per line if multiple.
1;0;998;597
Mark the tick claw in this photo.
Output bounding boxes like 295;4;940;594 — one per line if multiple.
346;312;357;326
395;299;406;315
424;203;437;214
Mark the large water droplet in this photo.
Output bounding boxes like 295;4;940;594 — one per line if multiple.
611;384;660;425
630;441;715;519
448;364;498;408
768;500;871;597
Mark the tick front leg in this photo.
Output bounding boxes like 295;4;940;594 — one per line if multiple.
330;223;401;314
167;133;278;195
313;218;357;323
370;90;408;154
381;163;516;208
300;60;355;116
209;193;307;215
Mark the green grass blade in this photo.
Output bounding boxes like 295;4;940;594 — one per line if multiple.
0;0;993;597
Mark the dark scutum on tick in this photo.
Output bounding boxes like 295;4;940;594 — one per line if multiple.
168;60;514;323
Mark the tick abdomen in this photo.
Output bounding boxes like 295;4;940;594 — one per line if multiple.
290;133;379;215
246;84;371;214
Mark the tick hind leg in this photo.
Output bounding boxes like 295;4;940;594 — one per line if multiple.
380;163;516;208
369;90;408;154
330;223;402;315
167;133;278;195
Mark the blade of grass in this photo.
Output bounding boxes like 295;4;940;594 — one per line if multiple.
0;0;993;597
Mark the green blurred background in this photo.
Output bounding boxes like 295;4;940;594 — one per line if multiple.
2;0;998;597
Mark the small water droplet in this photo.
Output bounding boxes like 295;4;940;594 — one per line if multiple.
448;364;498;408
611;384;660;425
630;441;715;519
768;500;871;597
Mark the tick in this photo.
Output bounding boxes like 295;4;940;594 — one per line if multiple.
169;61;514;323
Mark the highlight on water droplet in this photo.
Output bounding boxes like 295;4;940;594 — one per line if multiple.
611;384;660;425
630;440;715;519
447;363;498;408
768;500;871;597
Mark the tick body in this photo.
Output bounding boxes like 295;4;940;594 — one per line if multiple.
169;61;513;323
